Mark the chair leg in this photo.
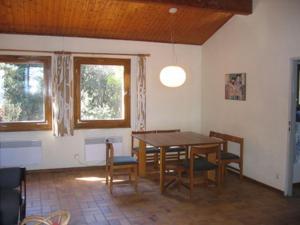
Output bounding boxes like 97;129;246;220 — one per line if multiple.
204;171;209;187
189;170;194;199
134;166;138;192
176;166;184;191
224;164;228;177
109;167;113;194
185;148;189;159
239;162;243;179
129;168;132;182
105;165;109;185
216;166;221;186
154;153;159;169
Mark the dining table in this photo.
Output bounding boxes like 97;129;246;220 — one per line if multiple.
131;131;225;193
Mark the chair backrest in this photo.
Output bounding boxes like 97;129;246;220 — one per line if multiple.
190;144;220;169
209;131;244;155
106;140;114;166
209;131;224;140
190;144;220;158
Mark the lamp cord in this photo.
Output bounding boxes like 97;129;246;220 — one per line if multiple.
171;14;177;65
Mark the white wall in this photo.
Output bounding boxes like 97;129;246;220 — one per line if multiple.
0;34;202;170
202;0;300;191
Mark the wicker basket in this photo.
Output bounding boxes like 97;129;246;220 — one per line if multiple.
20;210;70;225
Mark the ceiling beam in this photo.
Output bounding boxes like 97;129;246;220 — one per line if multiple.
121;0;252;15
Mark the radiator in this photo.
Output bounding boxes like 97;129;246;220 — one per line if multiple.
0;140;42;167
84;136;122;162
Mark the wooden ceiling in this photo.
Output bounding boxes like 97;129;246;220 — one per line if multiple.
0;0;252;45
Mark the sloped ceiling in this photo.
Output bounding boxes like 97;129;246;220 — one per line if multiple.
0;0;252;45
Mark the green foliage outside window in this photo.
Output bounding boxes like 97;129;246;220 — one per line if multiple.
0;63;44;122
80;64;124;120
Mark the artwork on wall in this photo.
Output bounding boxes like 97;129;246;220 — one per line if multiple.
225;73;246;101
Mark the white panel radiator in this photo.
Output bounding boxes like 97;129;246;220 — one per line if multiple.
84;136;122;163
0;140;42;167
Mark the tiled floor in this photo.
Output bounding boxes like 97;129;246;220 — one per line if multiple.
26;168;300;225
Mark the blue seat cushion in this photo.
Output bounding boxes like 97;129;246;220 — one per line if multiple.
133;146;160;154
221;152;240;160
166;146;186;153
0;189;20;225
183;157;217;171
113;156;137;165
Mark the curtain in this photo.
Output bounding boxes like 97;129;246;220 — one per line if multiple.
136;56;146;131
52;54;74;136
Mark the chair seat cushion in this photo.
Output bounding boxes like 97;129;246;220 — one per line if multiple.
0;189;20;225
183;158;217;171
166;146;186;153
133;146;160;154
113;156;137;165
221;152;240;160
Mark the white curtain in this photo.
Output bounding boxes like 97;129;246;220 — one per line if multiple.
136;56;146;131
52;54;74;136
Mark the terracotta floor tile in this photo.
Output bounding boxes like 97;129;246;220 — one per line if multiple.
25;168;300;225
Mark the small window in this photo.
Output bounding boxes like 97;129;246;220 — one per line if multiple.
0;55;52;131
74;57;131;129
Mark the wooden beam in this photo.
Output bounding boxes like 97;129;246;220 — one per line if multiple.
121;0;252;15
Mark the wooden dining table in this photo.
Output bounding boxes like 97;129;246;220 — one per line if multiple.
131;131;225;193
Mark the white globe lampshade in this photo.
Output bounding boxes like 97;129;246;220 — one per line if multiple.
160;66;186;87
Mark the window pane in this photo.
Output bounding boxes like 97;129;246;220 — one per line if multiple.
0;63;45;122
80;64;124;120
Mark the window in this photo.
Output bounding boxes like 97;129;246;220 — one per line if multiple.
74;57;131;128
0;55;52;131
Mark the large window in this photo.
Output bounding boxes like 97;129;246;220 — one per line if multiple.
0;55;52;131
74;57;131;128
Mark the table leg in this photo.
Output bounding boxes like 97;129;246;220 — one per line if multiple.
138;140;146;177
207;151;217;182
160;147;166;193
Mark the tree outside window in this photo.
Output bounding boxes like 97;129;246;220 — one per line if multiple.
0;56;52;131
74;57;130;129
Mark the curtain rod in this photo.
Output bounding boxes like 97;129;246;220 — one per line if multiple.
0;48;151;57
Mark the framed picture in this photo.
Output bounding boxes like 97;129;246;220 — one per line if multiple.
225;73;246;100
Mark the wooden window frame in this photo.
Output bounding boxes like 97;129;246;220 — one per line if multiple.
0;55;52;132
74;57;131;129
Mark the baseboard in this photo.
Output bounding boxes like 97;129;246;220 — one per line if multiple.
227;166;283;195
26;165;105;174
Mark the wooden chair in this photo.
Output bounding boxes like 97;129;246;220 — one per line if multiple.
156;129;188;161
131;130;159;167
178;144;221;198
131;129;187;169
20;210;70;225
209;131;244;181
106;140;138;194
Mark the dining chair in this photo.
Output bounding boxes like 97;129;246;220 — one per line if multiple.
156;129;188;161
178;144;221;198
131;130;159;168
209;131;244;181
106;140;138;194
20;210;70;225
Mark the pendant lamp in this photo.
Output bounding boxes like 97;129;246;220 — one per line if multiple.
160;8;186;88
